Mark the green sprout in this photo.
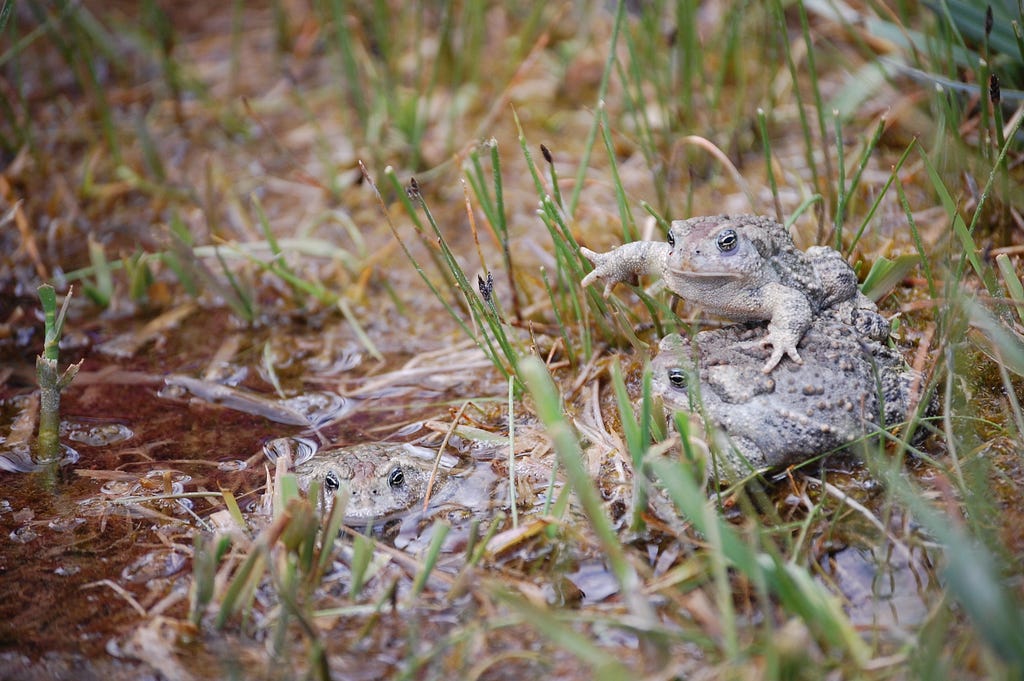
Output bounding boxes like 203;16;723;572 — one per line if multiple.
35;284;81;463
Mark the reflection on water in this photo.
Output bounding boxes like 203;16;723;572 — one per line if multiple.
162;375;353;427
65;421;134;446
0;442;79;473
120;549;188;584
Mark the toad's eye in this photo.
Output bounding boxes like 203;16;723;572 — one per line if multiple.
324;471;341;493
666;231;675;248
716;229;738;252
667;368;686;389
387;466;405;488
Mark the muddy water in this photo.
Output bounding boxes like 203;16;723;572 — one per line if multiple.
0;304;509;667
0;368;277;659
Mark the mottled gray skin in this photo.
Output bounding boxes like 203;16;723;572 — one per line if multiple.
581;214;886;372
651;316;925;474
289;443;450;524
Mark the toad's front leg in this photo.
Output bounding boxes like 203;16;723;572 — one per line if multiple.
580;241;670;297
757;284;813;373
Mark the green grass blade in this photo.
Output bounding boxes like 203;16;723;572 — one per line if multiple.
860;254;922;302
409;521;450;598
996;254;1024;326
349;533;374;598
519;356;656;624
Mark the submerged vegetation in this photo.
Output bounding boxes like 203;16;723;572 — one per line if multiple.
2;0;1024;679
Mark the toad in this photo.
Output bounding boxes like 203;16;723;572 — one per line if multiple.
651;316;928;475
264;438;454;524
581;214;887;372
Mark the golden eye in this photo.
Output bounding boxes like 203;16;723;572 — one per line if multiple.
716;229;738;252
324;471;341;492
668;368;686;389
667;230;675;247
387;466;405;488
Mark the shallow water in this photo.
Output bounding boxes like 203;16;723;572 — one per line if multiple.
0;305;518;666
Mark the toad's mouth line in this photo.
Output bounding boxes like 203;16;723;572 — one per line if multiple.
665;267;743;279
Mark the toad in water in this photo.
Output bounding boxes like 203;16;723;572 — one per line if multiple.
265;438;452;524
